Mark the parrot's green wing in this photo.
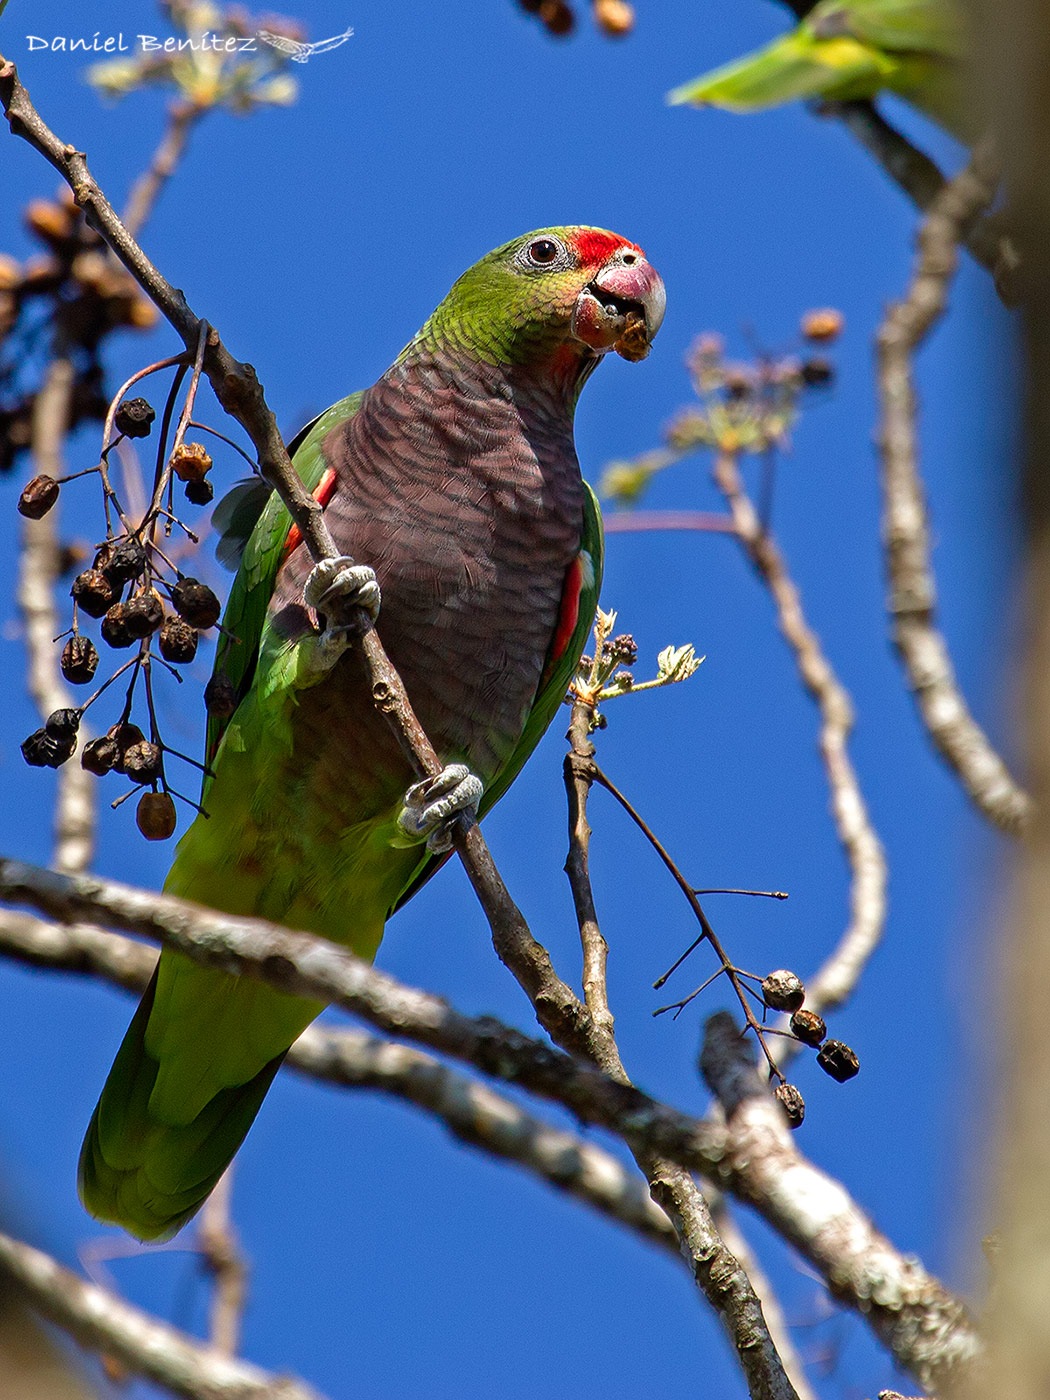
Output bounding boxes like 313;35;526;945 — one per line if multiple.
393;481;603;911
203;393;363;791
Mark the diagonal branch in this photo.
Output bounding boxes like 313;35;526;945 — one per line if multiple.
0;870;979;1388
0;49;594;1061
876;145;1033;835
0;1230;322;1400
0;908;678;1255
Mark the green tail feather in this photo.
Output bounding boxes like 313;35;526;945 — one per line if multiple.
78;968;290;1241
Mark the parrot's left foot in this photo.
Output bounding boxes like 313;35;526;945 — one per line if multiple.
397;763;483;853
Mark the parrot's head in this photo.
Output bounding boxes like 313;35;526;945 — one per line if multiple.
418;226;666;390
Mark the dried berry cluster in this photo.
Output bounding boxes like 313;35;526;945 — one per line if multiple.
601;309;844;506
517;0;635;38
17;377;230;842
0;192;156;475
758;966;860;1127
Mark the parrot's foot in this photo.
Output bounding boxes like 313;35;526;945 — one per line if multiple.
305;556;381;625
397;763;483;853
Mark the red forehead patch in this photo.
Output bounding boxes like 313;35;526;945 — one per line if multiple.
571;230;642;267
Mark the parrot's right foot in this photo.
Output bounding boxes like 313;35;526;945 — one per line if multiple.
397;763;483;853
305;555;381;625
300;556;381;679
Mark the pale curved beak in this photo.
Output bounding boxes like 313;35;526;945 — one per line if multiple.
571;254;666;357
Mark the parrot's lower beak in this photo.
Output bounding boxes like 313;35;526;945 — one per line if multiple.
571;256;666;361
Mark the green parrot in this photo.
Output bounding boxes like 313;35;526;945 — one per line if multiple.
78;227;666;1241
669;0;969;142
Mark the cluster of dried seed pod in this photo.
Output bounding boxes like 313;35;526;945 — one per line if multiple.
759;967;860;1127
0;192;156;476
16;377;231;842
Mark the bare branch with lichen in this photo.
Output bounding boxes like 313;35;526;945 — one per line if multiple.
877;142;1032;836
0;1228;322;1400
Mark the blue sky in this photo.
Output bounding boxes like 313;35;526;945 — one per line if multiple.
0;2;1015;1397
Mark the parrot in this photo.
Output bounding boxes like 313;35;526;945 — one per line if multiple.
78;226;666;1241
668;0;970;143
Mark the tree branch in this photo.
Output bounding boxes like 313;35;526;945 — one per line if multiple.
563;703;803;1400
0;879;977;1389
0;1230;321;1400
0;48;597;1063
876;145;1032;835
20;358;96;876
700;1011;981;1395
0;907;679;1255
710;450;888;1025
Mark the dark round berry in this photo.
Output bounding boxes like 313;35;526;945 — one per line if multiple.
123;740;163;784
45;707;81;738
71;568;116;619
185;478;214;506
137;790;177;840
761;969;806;1013
789;1009;827;1047
204;674;237;717
101;603;136;649
775;1083;805;1129
103;540;148;585
816;1040;860;1083
800;357;834;388
172;577;221;630
21;727;72;768
106;722;145;771
158;616;198;664
123;592;164;639
60;635;99;685
18;474;60;519
114;397;155;439
81;736;120;775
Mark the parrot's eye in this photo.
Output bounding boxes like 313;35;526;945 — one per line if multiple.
527;238;560;265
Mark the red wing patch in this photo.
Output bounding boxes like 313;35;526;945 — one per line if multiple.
280;467;338;565
571;230;642;268
551;553;585;670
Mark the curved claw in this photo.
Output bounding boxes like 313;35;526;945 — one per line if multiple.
304;555;381;624
397;763;483;853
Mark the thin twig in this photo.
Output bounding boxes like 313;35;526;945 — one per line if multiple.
197;1170;247;1359
588;759;788;1081
123;99;205;239
0;1229;321;1400
711;448;888;1026
876;144;1033;835
20;357;95;875
563;701;802;1400
604;510;737;535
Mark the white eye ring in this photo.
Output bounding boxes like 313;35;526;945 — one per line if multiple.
525;238;561;266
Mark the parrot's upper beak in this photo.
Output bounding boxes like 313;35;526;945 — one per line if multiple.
571;251;666;361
